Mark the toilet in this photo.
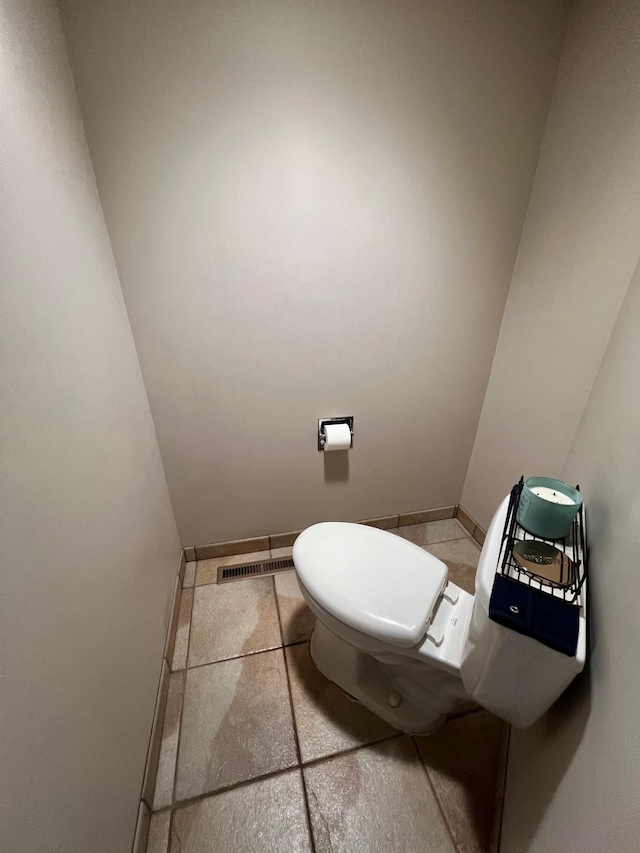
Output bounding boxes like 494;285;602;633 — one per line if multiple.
293;493;587;733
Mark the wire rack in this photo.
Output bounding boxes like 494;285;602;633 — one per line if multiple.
498;477;587;607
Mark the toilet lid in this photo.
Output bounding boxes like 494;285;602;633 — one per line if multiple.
293;522;448;648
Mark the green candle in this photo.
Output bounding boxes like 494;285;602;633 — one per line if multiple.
516;477;582;539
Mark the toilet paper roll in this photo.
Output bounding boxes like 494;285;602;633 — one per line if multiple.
323;422;352;451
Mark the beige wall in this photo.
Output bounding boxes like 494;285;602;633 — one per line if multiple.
0;2;181;852
502;261;640;852
458;0;640;848
60;0;570;546
462;0;640;529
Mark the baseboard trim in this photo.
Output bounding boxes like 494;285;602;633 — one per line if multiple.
178;549;187;585
132;800;150;853
137;547;185;840
163;576;182;666
398;505;456;527
455;505;487;547
194;534;270;562
189;504;464;561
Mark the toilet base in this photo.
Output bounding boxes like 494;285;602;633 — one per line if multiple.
310;620;468;734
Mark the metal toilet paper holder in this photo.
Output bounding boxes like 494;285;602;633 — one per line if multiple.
318;416;354;451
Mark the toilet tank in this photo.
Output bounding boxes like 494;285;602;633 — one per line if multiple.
460;495;587;728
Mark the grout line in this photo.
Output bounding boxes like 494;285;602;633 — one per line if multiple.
164;733;407;817
281;638;315;653
149;805;171;816
163;764;302;814
272;577;317;853
301;732;404;772
444;705;482;721
174;638;310;675
167;808;175;853
162;669;187;814
169;589;194;808
491;724;512;853
410;735;460;851
298;769;317;853
272;582;301;765
185;645;284;671
175;640;480;700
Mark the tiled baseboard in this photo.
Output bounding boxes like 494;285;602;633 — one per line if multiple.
134;549;186;853
132;801;150;853
194;534;270;561
190;504;469;560
454;505;487;547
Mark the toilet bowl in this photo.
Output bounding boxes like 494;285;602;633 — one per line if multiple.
293;494;587;733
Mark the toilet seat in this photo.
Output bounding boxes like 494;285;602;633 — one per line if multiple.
293;522;448;649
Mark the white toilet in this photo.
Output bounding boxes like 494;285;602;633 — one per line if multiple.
293;494;587;733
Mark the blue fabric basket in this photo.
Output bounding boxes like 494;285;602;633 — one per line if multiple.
489;574;579;657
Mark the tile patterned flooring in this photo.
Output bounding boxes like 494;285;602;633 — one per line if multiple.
150;519;507;852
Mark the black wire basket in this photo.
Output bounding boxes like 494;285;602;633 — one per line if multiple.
498;477;587;603
489;477;587;656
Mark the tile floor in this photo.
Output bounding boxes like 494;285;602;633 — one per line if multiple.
149;518;507;853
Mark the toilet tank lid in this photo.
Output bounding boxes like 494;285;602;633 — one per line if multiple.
293;522;448;648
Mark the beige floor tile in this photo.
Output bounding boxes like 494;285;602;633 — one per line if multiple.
171;588;193;671
153;671;185;810
395;518;468;546
286;643;395;763
171;770;311;853
304;737;457;853
424;537;481;595
416;711;506;853
175;650;297;801
195;550;271;586
188;577;281;667
147;810;171;853
274;571;315;645
182;561;196;588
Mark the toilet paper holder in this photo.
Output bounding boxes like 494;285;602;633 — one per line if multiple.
318;416;354;451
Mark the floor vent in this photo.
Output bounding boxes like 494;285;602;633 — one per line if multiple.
217;557;295;584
